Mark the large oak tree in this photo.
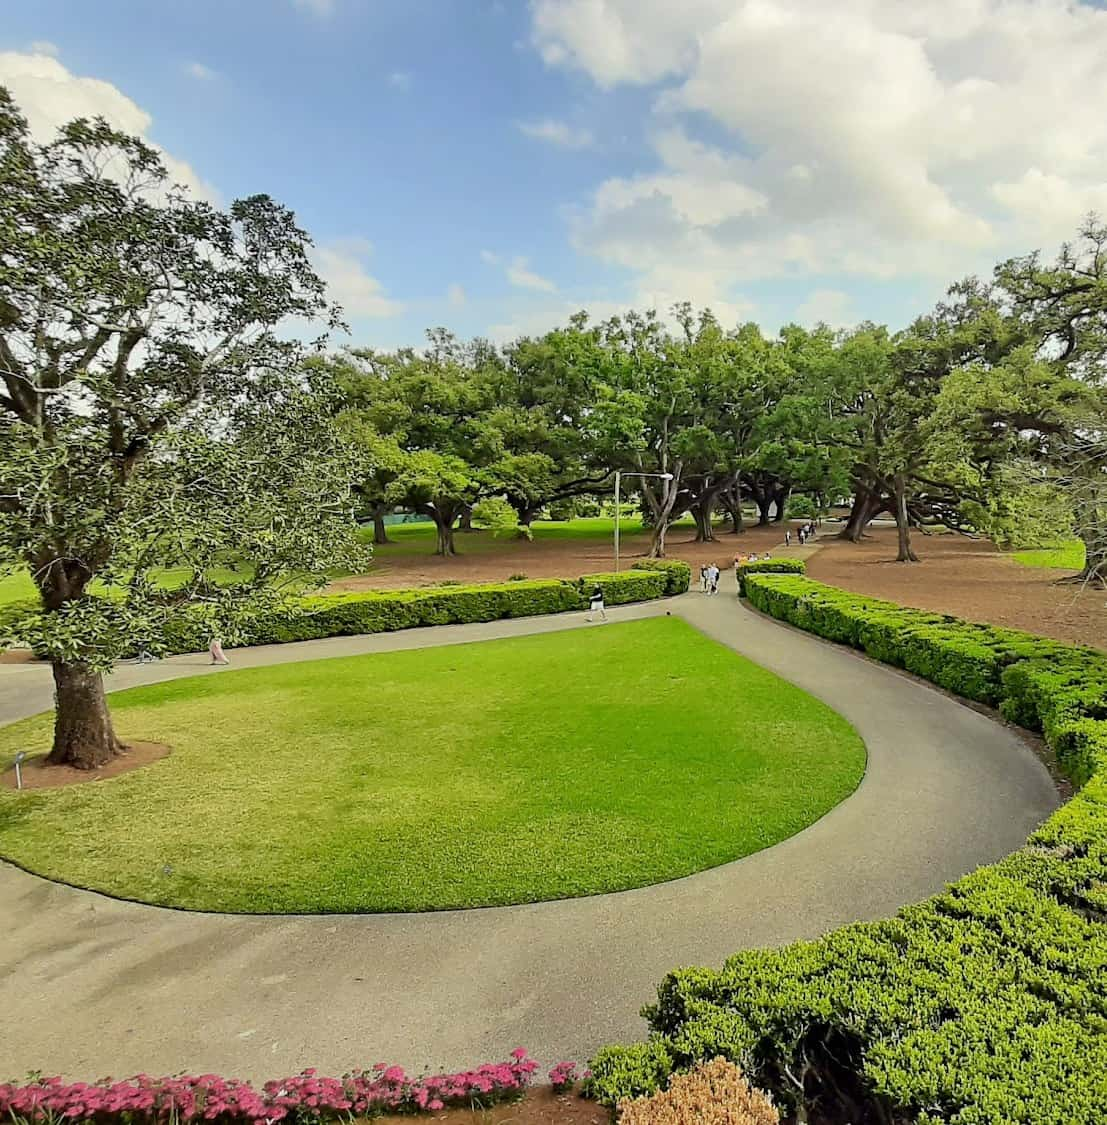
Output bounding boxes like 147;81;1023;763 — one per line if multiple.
0;89;365;768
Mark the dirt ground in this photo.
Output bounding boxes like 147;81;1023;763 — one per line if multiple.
330;519;1107;652
328;524;792;592
805;525;1106;651
379;1089;608;1124
1;740;171;790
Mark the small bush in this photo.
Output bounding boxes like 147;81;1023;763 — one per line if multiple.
617;1058;779;1125
783;495;817;519
632;558;692;595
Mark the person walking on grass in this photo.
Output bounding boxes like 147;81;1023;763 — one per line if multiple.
209;636;230;666
586;584;607;623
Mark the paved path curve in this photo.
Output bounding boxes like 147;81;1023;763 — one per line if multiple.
0;573;1059;1080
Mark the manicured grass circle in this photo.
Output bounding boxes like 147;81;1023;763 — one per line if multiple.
0;618;866;913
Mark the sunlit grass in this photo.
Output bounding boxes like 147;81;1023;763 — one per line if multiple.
1012;540;1085;571
0;617;865;913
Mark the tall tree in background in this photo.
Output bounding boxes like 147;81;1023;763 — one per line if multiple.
995;216;1107;583
0;89;364;768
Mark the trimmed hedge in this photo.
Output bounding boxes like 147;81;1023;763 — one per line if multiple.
632;558;693;596
7;566;681;658
579;570;667;606
159;579;586;653
734;558;806;596
588;574;1107;1124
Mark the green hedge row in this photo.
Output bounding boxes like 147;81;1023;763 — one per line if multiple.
734;557;806;596
587;574;1107;1124
579;570;667;606
630;558;693;596
8;562;687;659
161;578;587;653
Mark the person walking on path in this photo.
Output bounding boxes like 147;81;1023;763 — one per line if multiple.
707;562;721;596
586;584;607;623
700;564;709;593
209;637;230;666
785;529;791;547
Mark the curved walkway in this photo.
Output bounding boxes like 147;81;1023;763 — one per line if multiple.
0;572;1059;1080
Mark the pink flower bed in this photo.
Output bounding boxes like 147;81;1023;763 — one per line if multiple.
0;1051;538;1122
547;1062;579;1094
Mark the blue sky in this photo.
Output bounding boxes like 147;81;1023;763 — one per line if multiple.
3;1;1107;349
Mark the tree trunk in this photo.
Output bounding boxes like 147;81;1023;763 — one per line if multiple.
755;494;773;526
722;483;745;534
518;507;537;527
372;505;391;545
434;515;457;556
692;501;716;542
772;488;790;522
894;475;919;563
458;505;474;532
47;661;123;769
838;485;883;542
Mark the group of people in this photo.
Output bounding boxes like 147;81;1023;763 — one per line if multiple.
784;521;818;547
699;562;722;595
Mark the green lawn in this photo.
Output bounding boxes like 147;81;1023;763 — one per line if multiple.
0;618;864;913
1012;540;1085;570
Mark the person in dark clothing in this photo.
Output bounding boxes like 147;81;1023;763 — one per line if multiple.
587;584;607;622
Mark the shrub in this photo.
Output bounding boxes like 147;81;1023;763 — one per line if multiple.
617;1058;779;1125
579;570;667;606
590;574;1107;1124
783;495;817;519
632;558;693;595
734;558;805;596
0;1052;538;1122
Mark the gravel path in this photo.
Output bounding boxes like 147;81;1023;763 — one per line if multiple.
0;572;1059;1080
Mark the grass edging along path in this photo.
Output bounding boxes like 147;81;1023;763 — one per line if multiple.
0;617;865;914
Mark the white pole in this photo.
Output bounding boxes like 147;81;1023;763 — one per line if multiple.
614;472;621;572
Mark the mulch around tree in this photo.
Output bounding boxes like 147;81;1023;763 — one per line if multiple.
1;741;171;790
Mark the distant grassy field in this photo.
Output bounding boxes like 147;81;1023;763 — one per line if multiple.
1012;541;1085;571
0;617;865;913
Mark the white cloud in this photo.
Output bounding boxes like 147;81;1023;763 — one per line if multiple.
795;289;854;328
294;0;334;16
387;71;412;90
28;41;59;57
313;239;403;319
480;250;558;293
447;283;467;308
506;256;557;292
0;50;218;202
517;118;594;148
185;61;216;81
532;0;1107;296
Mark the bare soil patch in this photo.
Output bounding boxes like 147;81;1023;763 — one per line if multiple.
380;1090;608;1124
1;740;171;790
329;525;795;593
806;526;1107;651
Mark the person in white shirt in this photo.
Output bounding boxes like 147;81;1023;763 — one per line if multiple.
707;563;721;595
